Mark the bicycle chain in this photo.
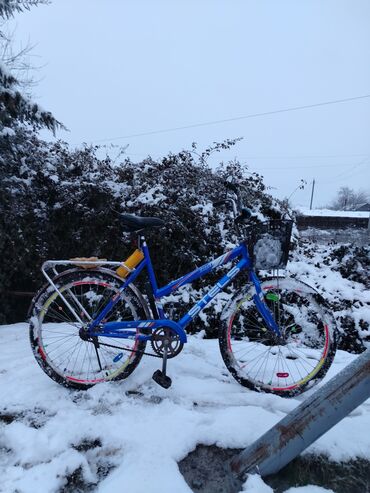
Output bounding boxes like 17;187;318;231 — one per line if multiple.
97;341;163;359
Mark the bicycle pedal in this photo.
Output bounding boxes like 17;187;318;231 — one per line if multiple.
152;370;172;389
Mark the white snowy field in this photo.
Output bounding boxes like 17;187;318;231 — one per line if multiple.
0;323;369;493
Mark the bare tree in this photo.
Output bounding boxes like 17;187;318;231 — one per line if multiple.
330;187;370;210
0;23;40;92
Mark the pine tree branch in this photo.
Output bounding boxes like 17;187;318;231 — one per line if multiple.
0;0;49;19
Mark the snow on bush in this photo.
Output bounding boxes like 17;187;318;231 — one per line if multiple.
1;132;369;352
0;138;285;325
288;242;370;353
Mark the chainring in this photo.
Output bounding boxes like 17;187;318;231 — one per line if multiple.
150;327;184;359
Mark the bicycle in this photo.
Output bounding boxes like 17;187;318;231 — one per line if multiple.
29;188;337;397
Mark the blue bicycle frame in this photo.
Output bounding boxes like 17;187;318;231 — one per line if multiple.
87;237;281;342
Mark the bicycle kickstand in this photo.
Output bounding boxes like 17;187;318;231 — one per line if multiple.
152;339;172;389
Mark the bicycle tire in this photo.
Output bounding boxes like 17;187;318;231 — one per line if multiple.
29;269;150;390
219;277;337;397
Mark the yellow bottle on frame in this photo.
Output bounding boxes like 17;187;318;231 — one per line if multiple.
116;249;144;278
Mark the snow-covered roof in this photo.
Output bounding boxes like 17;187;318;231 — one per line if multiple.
295;206;370;218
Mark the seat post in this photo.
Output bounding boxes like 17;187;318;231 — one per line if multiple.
137;233;145;249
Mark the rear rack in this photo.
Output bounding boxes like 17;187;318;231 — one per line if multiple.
42;258;123;284
41;259;124;325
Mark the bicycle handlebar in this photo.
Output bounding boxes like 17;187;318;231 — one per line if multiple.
213;197;238;217
213;181;254;219
213;196;253;237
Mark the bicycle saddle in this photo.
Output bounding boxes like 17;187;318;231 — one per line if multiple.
120;213;165;232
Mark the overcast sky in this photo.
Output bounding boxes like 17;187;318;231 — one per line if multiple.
8;0;370;207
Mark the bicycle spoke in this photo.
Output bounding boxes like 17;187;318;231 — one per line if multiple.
31;273;147;387
93;343;103;371
224;279;332;393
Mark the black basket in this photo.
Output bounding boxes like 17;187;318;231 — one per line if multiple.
245;220;293;270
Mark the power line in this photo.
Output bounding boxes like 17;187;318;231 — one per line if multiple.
319;157;369;185
90;93;370;143
253;160;370;171
237;153;369;160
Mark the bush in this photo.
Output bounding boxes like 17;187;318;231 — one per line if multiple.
0;137;287;328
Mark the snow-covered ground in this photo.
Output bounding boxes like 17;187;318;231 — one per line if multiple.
1;237;369;493
1;323;369;493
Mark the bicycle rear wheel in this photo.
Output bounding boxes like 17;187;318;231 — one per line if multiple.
219;277;337;397
30;270;149;390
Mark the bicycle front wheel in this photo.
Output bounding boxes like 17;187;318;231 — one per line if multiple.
30;270;149;390
219;277;337;397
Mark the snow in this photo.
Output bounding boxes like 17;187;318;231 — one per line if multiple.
295;207;369;218
49;175;59;183
241;474;274;492
284;487;334;493
126;186;166;207
241;476;335;493
0;127;15;137
190;202;214;215
286;241;370;353
0;323;369;492
240;474;334;493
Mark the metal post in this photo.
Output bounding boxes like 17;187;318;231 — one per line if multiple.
309;179;315;210
229;349;370;478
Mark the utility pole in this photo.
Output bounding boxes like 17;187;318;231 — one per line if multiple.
309;179;315;210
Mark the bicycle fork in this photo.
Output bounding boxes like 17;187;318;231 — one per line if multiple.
249;271;282;338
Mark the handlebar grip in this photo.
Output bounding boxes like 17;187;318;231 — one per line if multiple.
241;207;252;218
235;208;253;224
